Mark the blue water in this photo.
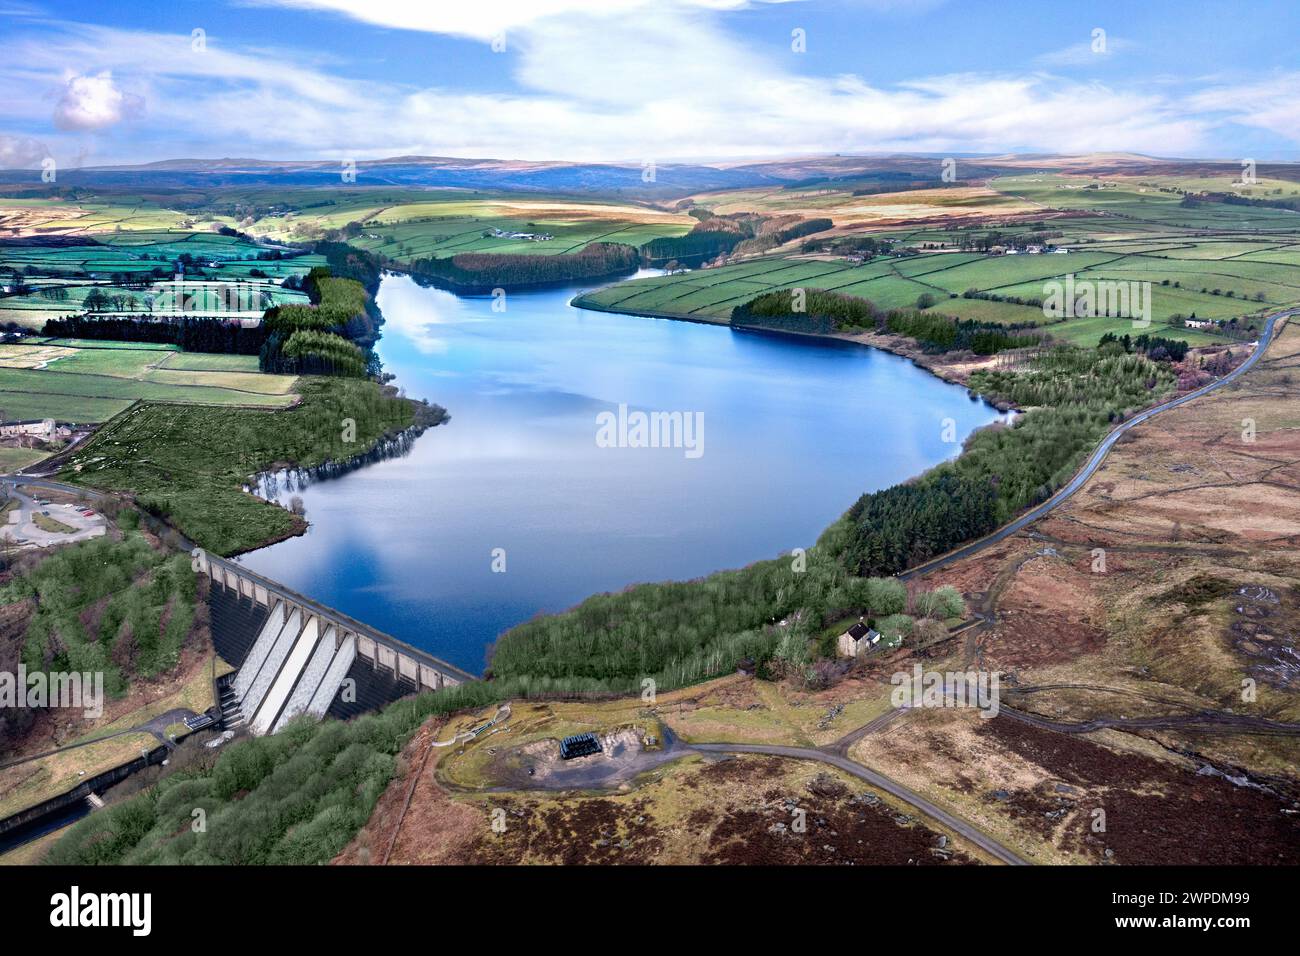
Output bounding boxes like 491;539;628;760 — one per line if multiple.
238;271;1001;674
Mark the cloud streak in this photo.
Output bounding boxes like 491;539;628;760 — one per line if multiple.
0;5;1295;165
242;0;803;42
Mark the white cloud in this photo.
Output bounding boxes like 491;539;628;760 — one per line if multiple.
0;133;49;168
1186;72;1300;146
0;9;1291;163
53;70;142;130
0;1;45;17
243;0;798;42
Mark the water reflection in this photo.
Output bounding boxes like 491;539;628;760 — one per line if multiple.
238;273;1002;674
254;427;425;503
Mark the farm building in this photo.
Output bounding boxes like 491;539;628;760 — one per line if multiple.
837;621;882;658
0;418;68;442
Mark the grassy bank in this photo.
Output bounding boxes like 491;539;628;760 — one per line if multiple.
407;242;641;293
0;338;299;424
58;377;444;556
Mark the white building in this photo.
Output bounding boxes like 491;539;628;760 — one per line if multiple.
837;621;882;658
0;419;69;441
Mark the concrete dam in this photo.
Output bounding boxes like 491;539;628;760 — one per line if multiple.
198;550;475;734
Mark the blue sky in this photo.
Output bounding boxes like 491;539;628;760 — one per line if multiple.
2;0;1299;168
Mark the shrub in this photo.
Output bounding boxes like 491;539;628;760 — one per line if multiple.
875;614;914;640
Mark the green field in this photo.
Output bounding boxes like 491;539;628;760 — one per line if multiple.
0;196;190;234
1035;314;1228;347
577;194;1298;346
0;392;135;423
0;340;298;423
990;175;1300;232
0;231;316;273
155;351;260;372
36;337;178;351
0;446;50;470
0;231;323;327
245;192;693;262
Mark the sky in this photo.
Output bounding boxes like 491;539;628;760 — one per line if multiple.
2;0;1300;168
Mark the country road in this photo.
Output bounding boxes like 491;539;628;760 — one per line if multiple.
0;476;112;500
7;310;1291;871
686;740;1030;865
900;307;1296;580
0;707;198;773
750;310;1295;867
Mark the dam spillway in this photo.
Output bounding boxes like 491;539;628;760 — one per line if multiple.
198;550;474;734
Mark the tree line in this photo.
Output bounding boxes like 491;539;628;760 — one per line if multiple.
408;242;640;292
732;288;1041;355
42;313;266;354
1098;331;1190;362
642;213;831;266
836;346;1176;576
258;271;376;377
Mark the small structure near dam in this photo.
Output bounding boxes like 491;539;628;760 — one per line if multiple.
197;550;474;735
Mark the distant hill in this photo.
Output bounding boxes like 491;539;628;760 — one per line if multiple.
0;156;786;196
1;152;1291;198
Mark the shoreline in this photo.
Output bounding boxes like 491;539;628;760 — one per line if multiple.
561;289;1286;583
569;292;1017;410
401;264;642;297
234;413;446;558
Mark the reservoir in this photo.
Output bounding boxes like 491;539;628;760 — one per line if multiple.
239;271;1001;674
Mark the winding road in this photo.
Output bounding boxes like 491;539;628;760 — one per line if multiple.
727;310;1295;866
10;309;1293;867
0;707;199;773
687;737;1029;865
900;307;1295;580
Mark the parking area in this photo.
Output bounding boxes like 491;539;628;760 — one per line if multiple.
0;482;107;548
